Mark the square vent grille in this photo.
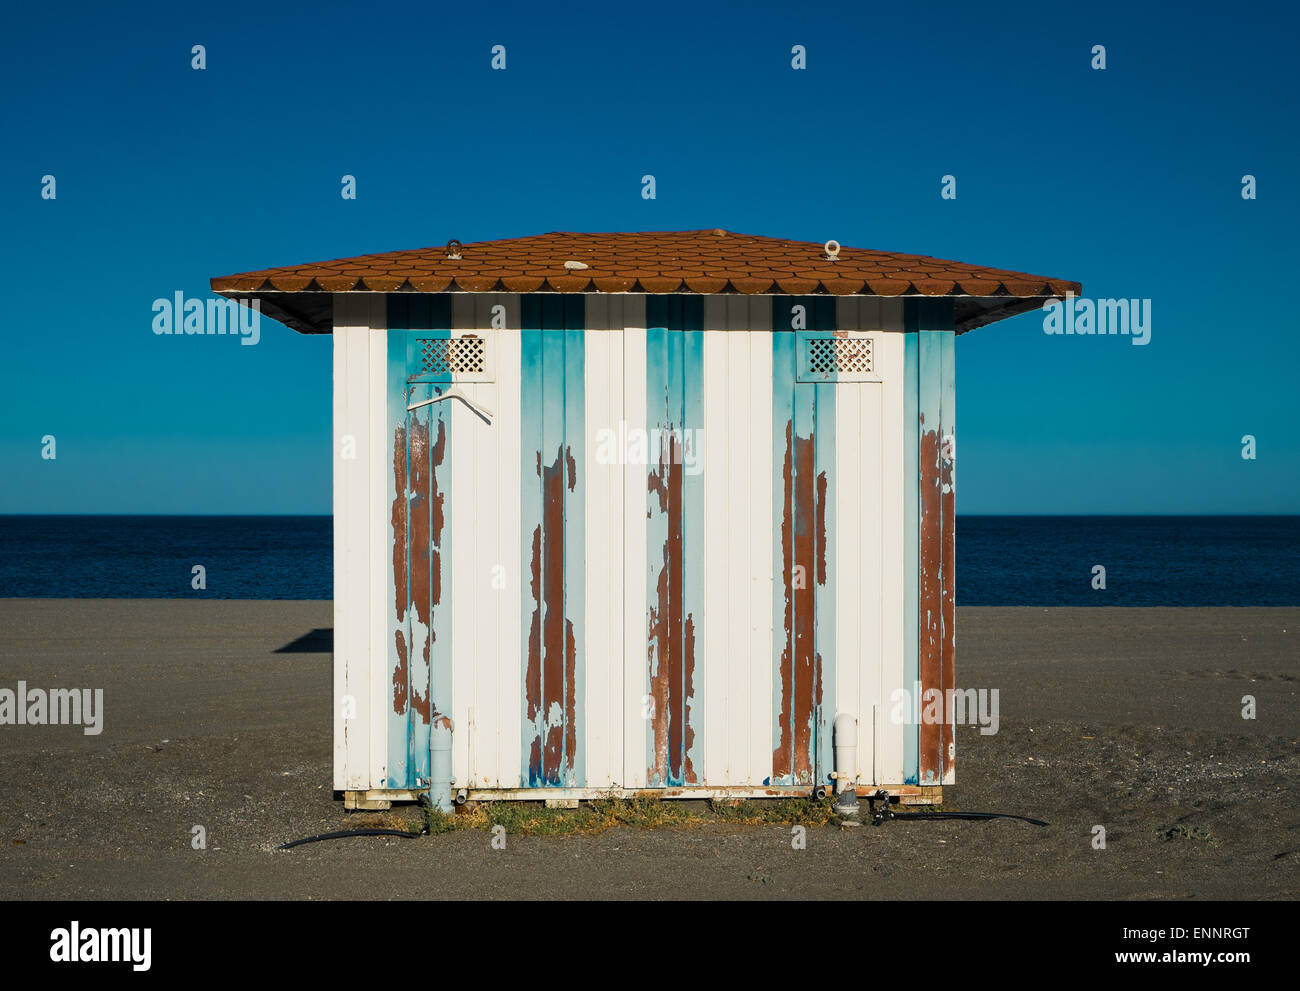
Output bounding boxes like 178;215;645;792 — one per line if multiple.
808;337;871;374
797;334;880;382
419;336;486;376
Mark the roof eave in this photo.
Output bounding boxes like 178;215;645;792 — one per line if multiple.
953;295;1060;333
212;286;1078;336
214;290;333;335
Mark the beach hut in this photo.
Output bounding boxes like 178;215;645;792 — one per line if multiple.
212;230;1079;812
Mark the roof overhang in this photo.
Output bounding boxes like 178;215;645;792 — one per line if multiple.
214;288;1059;336
212;230;1078;335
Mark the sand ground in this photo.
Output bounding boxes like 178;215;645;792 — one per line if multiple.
0;600;1295;900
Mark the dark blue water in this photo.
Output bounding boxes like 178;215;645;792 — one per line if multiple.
958;515;1299;606
0;516;332;599
0;515;1296;604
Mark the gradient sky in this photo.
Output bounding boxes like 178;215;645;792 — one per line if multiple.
2;0;1296;514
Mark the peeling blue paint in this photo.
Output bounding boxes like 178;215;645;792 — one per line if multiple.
386;293;452;790
770;298;836;788
644;296;703;788
520;295;585;787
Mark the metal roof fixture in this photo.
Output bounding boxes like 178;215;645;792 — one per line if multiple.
824;239;841;261
445;239;462;260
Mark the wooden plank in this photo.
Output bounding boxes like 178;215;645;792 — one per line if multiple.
724;303;751;785
700;297;730;784
583;295;617;787
473;293;503;788
384;304;411;789
877;301;907;785
449;783;939;802
365;296;389;792
769;298;797;786
343;791;392;811
915;298;954;787
902;308;920;785
939;326;956;785
918;328;942;786
621;298;648;788
418;298;453;789
519;300;545;786
332;303;365;791
680;300;705;785
520;295;585;787
643;297;703;787
811;300;836;791
562;296;586;787
745;297;774;788
644;311;669;786
446;293;505;788
450;295;477;788
492;293;523;787
833;297;864;789
605;299;626;788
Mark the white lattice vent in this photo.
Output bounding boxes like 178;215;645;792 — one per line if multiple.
797;334;880;383
808;337;872;375
419;336;486;376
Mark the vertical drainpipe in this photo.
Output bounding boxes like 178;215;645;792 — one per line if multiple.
832;712;859;814
430;715;454;813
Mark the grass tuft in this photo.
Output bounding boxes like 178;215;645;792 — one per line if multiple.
419;795;841;837
1158;823;1216;843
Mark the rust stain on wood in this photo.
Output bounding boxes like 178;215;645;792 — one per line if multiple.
414;416;446;724
391;405;444;724
526;443;578;785
791;427;818;784
647;429;696;786
407;415;431;723
774;419;821;784
939;425;956;780
391;630;408;715
541;445;566;777
391;423;409;715
919;418;943;783
815;470;828;587
774;421;793;781
525;521;542;778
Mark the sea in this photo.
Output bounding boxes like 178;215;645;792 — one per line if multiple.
0;514;1296;605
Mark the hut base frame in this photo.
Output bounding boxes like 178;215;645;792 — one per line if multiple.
343;784;943;811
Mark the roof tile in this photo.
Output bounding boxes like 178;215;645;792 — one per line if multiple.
409;275;454;292
212;230;1080;334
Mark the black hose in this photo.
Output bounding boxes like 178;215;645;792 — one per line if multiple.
277;828;420;850
864;790;1047;828
878;810;1048;827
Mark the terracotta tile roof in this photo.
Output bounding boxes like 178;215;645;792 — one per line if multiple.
211;230;1079;334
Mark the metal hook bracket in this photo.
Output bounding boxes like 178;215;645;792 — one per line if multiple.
407;387;493;423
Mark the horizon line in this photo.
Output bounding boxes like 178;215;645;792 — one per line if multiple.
1;512;1297;520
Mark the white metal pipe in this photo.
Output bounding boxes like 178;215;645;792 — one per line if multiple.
833;712;857;794
833;712;860;815
430;715;454;813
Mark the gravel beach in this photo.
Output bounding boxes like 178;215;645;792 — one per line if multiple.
0;600;1295;900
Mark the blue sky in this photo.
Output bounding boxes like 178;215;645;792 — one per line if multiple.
1;0;1296;514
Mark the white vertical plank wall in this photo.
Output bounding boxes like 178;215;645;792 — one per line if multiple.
335;292;918;798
